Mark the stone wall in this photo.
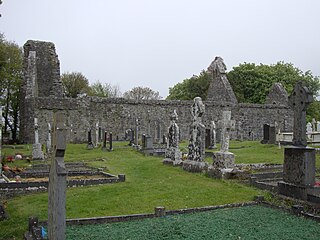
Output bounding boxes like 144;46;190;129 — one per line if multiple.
24;97;293;144
20;40;294;144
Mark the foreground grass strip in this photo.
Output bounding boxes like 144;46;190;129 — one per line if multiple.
66;205;320;240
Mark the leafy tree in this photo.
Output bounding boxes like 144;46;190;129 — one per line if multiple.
167;70;211;100
227;62;320;104
0;35;23;142
88;81;122;98
61;72;90;98
123;86;162;100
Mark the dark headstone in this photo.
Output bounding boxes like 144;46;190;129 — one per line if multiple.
102;131;107;151
87;129;94;150
109;132;113;151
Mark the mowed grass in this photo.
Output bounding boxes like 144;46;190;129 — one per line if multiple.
1;141;320;239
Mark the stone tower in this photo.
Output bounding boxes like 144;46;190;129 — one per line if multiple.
206;57;238;104
20;40;64;143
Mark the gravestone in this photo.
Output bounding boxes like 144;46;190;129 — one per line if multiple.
48;112;67;240
205;129;211;149
87;129;94;150
95;122;99;147
317;121;320;132
32;118;44;160
182;97;208;172
163;110;182;166
102;131;107;151
135;118;139;146
46;122;52;156
306;122;312;133
109;132;113;151
208;121;217;149
278;81;319;201
312;118;316;132
261;124;276;144
208;111;236;178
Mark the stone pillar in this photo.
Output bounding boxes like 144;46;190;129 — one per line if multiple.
32;118;44;160
48;112;67;240
102;131;107;151
109;132;113;151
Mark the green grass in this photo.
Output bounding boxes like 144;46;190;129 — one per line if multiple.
0;141;319;239
66;205;320;240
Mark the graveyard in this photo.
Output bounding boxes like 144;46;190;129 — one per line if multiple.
0;40;320;239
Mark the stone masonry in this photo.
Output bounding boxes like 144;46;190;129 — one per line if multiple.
20;40;294;144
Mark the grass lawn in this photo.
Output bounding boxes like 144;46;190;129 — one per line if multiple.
0;141;319;239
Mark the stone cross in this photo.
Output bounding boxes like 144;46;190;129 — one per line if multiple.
34;118;39;144
168;110;179;148
46;122;52;155
48;112;67;240
95;122;99;147
288;81;313;147
135;118;139;145
218;111;235;152
209;120;217;149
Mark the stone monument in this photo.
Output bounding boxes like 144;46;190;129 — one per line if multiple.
32;118;44;160
163;110;182;166
278;81;320;201
46;122;52;157
208;111;236;178
87;129;94;150
208;120;217;149
48;112;67;240
182;97;208;172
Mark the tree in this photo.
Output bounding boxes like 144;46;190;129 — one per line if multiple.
167;70;211;100
227;62;320;104
123;86;162;100
61;72;90;98
88;80;122;98
0;35;23;142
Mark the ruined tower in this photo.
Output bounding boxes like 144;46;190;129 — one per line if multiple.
20;40;64;143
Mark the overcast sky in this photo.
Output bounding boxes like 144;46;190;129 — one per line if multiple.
1;0;319;98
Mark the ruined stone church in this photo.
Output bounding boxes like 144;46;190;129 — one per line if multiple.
20;40;293;144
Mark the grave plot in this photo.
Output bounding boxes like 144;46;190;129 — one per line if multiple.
0;162;125;199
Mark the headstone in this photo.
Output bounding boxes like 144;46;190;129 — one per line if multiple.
109;132;113;151
46;122;52;156
312;118;316;132
317;121;320;132
262;124;276;144
205;129;211;149
306;122;312;133
87;129;94;150
32;118;44;160
182;97;208;172
95;122;99;147
208;111;236;178
278;81;319;201
135;118;139;146
163;110;182;166
209;121;217;149
48;112;67;240
102;131;107;151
